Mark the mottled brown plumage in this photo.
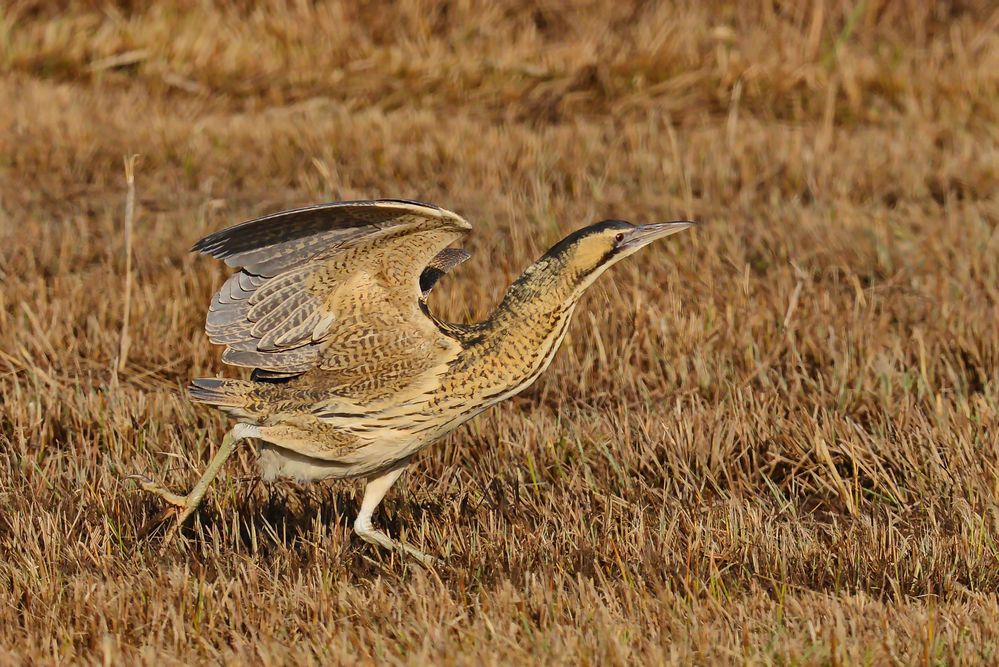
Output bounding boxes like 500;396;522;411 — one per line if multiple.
131;199;695;563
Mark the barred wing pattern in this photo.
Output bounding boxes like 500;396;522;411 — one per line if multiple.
194;200;471;396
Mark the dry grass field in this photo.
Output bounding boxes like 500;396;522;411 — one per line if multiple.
1;0;998;663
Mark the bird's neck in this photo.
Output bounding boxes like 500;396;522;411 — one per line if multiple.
486;257;579;327
452;254;595;398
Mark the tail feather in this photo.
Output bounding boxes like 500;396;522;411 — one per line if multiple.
188;378;255;418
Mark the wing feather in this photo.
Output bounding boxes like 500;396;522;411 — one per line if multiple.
222;346;316;373
195;199;472;396
249;292;311;342
257;302;321;351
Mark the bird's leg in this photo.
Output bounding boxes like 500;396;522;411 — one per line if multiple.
129;424;254;547
353;462;435;566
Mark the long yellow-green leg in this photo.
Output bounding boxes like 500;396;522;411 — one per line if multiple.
130;423;256;547
353;461;435;566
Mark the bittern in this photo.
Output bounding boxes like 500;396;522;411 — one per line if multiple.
131;199;695;563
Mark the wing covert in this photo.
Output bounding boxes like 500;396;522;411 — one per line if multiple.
196;199;471;393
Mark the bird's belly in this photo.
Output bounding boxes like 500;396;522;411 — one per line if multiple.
253;368;531;483
255;411;442;481
257;442;356;481
257;437;423;481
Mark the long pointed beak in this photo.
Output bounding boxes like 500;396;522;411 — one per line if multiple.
621;220;698;249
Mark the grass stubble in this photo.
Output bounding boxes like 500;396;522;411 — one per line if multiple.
0;0;997;664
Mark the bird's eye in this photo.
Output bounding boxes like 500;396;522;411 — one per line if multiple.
614;232;625;243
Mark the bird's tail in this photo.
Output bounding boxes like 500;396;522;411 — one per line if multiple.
188;378;256;419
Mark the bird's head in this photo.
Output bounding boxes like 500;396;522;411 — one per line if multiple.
540;219;697;295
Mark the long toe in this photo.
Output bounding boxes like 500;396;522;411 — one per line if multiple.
127;473;189;508
137;504;193;554
398;542;437;567
157;519;184;555
354;525;437;567
354;524;395;551
136;505;178;540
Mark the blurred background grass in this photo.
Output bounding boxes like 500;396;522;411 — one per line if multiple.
1;1;997;664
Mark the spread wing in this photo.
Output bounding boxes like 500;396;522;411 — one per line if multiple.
194;199;472;398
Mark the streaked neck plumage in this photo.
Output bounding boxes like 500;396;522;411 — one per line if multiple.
485;249;594;331
446;242;613;401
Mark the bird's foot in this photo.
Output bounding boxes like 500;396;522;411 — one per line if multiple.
127;474;197;550
354;520;437;567
127;474;188;507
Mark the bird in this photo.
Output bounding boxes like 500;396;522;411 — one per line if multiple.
130;199;696;563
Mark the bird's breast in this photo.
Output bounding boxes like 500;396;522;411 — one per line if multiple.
432;304;577;416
